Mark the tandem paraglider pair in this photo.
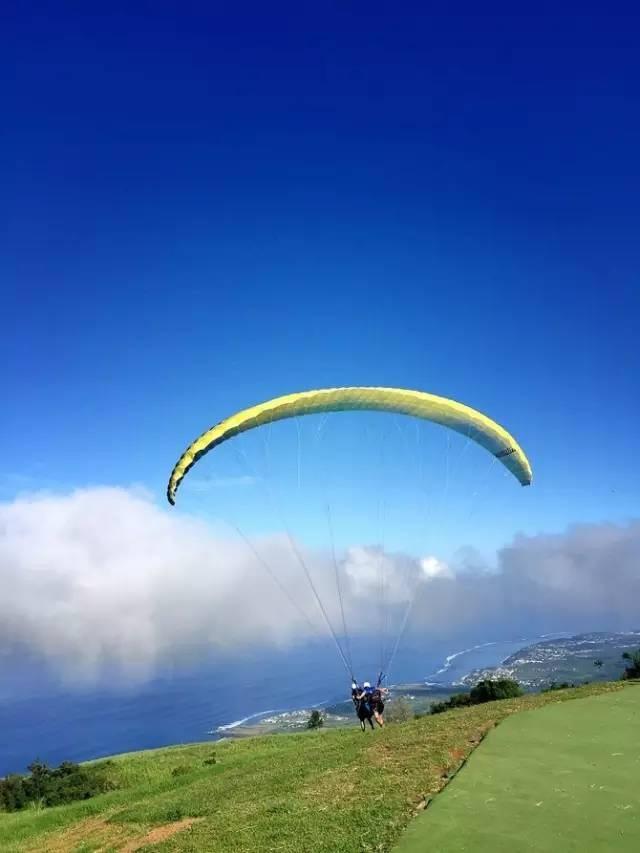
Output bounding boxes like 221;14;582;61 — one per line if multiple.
165;385;532;716
351;680;389;731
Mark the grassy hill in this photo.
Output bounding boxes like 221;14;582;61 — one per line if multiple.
0;682;632;852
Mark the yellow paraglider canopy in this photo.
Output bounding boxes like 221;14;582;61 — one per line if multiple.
167;386;532;505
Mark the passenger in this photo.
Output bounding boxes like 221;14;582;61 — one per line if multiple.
370;685;389;727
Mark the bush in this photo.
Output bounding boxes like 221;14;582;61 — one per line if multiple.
542;681;573;693
430;692;473;715
385;697;414;723
469;679;523;704
430;679;522;715
621;650;640;680
0;759;115;813
449;692;474;708
164;806;184;822
171;765;191;778
0;776;29;812
307;710;324;729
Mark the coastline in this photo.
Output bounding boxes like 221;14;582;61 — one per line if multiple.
210;633;572;739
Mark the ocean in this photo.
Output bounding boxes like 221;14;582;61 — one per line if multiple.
0;634;550;777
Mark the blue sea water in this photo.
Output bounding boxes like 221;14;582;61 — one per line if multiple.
0;634;556;777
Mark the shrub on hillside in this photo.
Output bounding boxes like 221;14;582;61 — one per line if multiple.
469;679;523;703
0;759;115;813
621;650;640;679
542;681;573;692
385;697;414;723
307;710;324;729
430;692;473;715
430;679;522;715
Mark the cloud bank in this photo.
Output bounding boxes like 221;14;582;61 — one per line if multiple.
1;487;638;683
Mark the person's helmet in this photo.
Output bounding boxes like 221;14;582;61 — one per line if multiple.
363;681;371;688
351;682;357;690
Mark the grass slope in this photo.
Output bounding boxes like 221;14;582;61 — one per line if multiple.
395;683;640;852
0;683;630;852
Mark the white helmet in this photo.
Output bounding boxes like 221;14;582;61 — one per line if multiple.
363;681;371;688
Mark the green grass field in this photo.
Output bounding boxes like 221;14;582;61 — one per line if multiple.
395;684;640;852
0;682;634;852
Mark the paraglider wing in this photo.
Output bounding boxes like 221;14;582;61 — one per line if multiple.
167;386;532;505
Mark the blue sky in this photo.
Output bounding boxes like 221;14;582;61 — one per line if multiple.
3;3;639;557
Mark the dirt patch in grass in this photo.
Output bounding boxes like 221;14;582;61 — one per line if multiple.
24;814;203;852
119;817;203;851
28;815;131;852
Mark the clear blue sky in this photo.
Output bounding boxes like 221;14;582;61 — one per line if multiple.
3;4;639;554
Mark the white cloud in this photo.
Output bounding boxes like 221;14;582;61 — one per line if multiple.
1;487;638;684
419;556;453;579
0;487;307;682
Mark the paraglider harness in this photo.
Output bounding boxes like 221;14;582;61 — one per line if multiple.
370;672;386;712
352;672;385;715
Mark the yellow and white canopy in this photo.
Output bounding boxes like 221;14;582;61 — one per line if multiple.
167;386;532;505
